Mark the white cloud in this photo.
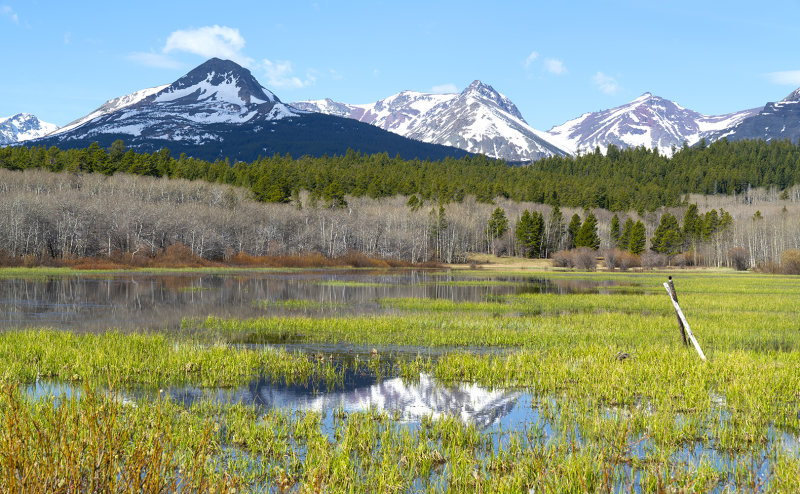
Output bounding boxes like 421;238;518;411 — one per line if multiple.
431;83;458;94
128;52;184;70
129;25;318;89
524;51;539;68
766;70;800;85
164;25;253;66
592;72;619;95
1;5;19;24
262;59;315;89
544;58;566;75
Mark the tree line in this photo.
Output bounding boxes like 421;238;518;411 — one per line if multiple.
2;137;800;211
1;168;798;268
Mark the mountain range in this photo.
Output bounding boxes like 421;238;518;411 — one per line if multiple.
6;58;800;162
23;58;471;162
293;81;567;162
546;93;762;156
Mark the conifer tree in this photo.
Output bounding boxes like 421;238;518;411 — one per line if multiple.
629;221;647;254
515;210;544;258
610;213;621;248
682;204;701;247
651;212;682;255
567;214;582;249
619;218;634;251
486;207;508;255
575;212;600;250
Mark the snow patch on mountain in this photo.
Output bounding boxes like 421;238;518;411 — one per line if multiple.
154;72;269;106
547;93;761;156
0;113;58;145
293;81;567;161
51;85;169;136
45;58;302;147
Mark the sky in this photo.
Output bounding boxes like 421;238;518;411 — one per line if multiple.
2;0;800;130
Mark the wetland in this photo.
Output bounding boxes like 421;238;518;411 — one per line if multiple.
1;267;799;492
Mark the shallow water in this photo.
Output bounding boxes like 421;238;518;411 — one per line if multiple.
0;269;624;332
26;372;797;494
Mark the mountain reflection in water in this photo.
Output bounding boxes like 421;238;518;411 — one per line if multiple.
167;374;520;429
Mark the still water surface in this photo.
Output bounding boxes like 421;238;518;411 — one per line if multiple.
0;269;616;332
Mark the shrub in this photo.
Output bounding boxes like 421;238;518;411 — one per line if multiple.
670;253;688;268
618;252;640;272
552;250;572;268
603;248;623;271
641;252;667;270
727;247;750;271
0;250;22;267
781;249;800;275
572;248;598;271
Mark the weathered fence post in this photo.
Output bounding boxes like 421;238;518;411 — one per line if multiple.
667;276;688;346
663;279;707;361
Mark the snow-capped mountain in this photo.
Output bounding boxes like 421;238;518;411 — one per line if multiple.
547;93;762;156
711;87;800;144
0;113;58;145
50;85;169;136
294;91;458;135
293;81;568;162
29;58;471;162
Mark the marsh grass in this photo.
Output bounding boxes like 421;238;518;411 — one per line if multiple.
3;270;800;491
0;382;241;492
258;299;347;311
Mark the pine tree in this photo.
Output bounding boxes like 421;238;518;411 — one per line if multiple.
619;218;634;251
629;221;647;254
651;212;682;255
567;213;582;249
575;212;600;250
610;213;621;248
486;207;508;255
682;204;701;249
515;210;538;258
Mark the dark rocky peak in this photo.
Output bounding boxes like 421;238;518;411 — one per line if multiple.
158;58;277;104
782;87;800;103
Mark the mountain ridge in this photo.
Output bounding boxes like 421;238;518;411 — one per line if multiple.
9;58;800;160
713;87;800;143
293;81;568;162
25;58;473;162
546;93;762;156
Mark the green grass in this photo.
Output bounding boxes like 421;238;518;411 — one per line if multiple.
259;299;347;310
3;269;800;491
313;280;393;287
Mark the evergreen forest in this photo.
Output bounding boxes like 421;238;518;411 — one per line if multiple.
2;138;800;211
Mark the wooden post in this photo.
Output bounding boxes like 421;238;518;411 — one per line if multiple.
663;282;707;361
667;276;688;346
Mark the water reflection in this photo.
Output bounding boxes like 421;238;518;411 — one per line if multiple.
169;374;519;429
0;270;620;332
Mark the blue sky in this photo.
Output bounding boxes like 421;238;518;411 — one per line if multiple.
2;0;799;130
